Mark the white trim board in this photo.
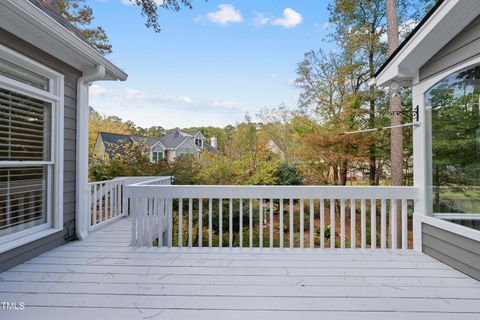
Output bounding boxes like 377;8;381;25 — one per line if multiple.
418;214;480;242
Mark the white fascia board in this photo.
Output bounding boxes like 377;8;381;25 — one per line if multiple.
151;140;166;150
375;0;480;87
0;1;127;81
193;131;205;139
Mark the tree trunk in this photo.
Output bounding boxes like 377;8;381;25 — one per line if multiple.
386;0;403;248
340;160;348;186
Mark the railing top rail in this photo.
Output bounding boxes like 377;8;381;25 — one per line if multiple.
88;176;171;186
125;184;419;199
129;177;172;186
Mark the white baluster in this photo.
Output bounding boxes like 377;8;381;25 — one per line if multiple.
279;199;284;248
402;198;408;249
300;199;304;249
350;199;355;249
219;198;223;248
289;198;294;248
249;198;253;248
198;198;203;248
330;199;335;249
371;199;376;249
208;198;212;248
320;199;325;249
391;199;397;249
168;198;173;248
229;198;233;248
259;199;263;248
188;198;193;248
381;198;387;249
269;199;274;248
178;198;183;248
340;199;345;249
239;199;243;248
361;198;366;249
310;199;314;249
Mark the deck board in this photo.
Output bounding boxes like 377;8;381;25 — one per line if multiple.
1;217;479;320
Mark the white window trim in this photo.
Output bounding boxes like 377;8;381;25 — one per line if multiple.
0;43;64;253
411;54;480;249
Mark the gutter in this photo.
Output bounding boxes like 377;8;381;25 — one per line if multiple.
76;65;106;240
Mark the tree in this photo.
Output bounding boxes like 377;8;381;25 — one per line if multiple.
386;0;403;247
257;105;298;164
275;163;303;185
56;0;112;54
124;0;202;32
295;49;370;185
329;0;389;185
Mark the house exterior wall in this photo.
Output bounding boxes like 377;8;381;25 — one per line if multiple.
422;223;480;281
420;15;480;81
93;135;108;160
0;28;82;272
176;139;200;159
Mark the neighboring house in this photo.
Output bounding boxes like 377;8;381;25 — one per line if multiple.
266;139;285;161
0;0;127;271
93;129;218;163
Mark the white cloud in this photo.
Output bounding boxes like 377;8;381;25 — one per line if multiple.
90;84;108;95
253;12;269;26
206;4;243;25
89;84;253;128
271;8;303;29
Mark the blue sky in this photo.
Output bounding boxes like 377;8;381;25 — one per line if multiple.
89;0;332;128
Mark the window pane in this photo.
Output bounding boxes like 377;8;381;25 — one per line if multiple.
426;65;480;228
0;88;51;161
0;166;48;237
0;57;49;91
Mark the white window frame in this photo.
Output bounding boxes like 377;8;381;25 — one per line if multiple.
412;53;480;245
0;43;64;253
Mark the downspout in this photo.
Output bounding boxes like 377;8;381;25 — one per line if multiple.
76;65;106;240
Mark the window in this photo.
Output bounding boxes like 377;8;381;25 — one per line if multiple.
426;64;480;229
152;151;164;163
0;44;63;247
195;138;203;148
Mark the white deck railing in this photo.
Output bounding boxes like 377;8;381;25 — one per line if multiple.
88;176;171;231
125;184;418;250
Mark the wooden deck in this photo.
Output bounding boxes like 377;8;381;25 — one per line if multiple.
1;217;480;320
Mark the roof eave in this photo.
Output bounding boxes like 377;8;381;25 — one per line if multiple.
0;0;127;81
374;0;480;87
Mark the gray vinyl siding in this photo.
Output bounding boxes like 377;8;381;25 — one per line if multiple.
422;223;480;281
0;28;82;272
420;15;480;81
